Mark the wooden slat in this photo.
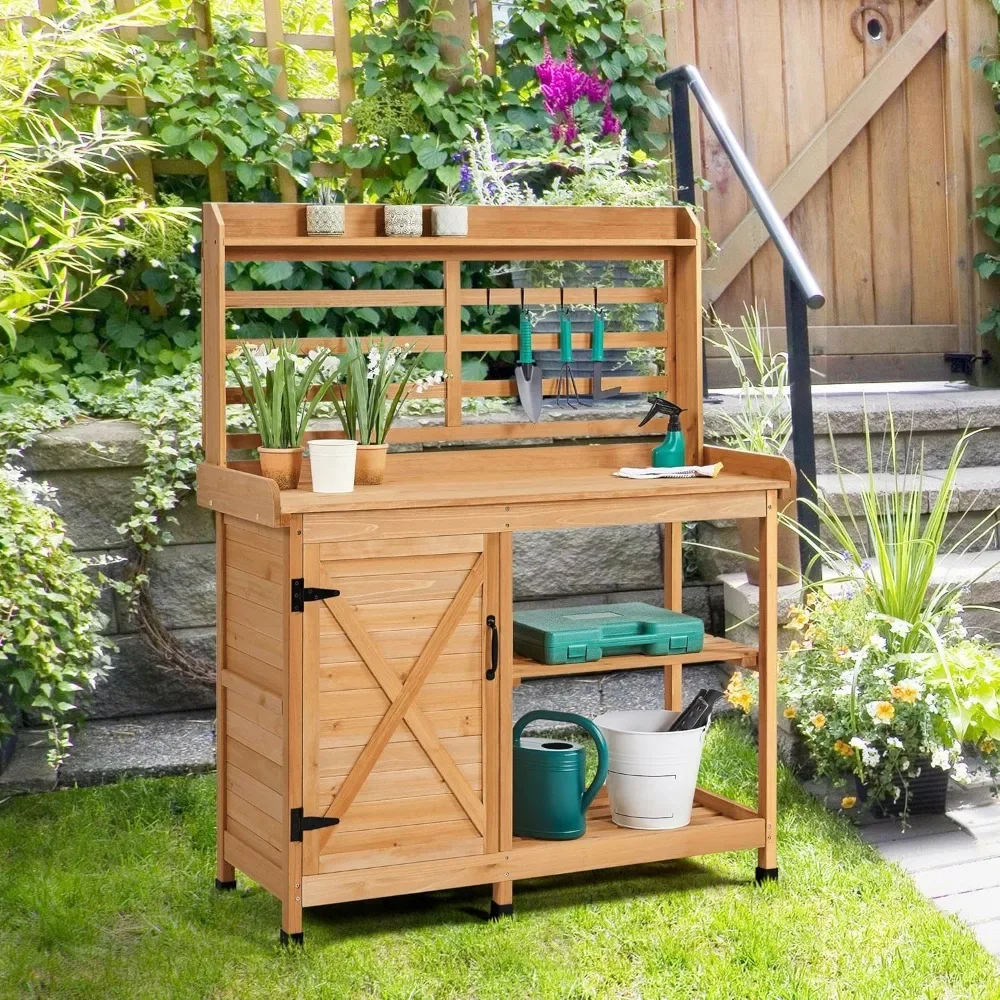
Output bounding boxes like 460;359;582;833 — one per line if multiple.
318;734;481;776
319;551;479;578
220;668;283;715
320;623;481;662
332;790;474;833
316;820;482;872
200;209;227;468
224;831;284;896
317;706;482;748
319;597;481;634
227;736;284;792
319;679;482;718
262;0;297;202
225;644;284;695
227;619;284;670
224;544;283;586
316;760;482;800
225;289;445;308
227;789;284;851
226;592;284;638
227;764;283;820
320;651;481;692
227;814;283;868
663;519;683;711
227;708;284;763
114;0;155;196
757;490;778;871
319;534;483;560
444;259;462;427
225;565;283;610
228;688;282;737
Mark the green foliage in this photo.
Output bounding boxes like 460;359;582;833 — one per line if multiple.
495;0;669;152
709;304;792;456
0;466;110;768
329;338;434;445
973;44;1000;337
0;3;194;346
789;411;998;639
228;341;340;449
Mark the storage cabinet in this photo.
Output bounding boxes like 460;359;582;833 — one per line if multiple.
199;203;789;944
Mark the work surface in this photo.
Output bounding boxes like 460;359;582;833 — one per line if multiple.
279;467;790;516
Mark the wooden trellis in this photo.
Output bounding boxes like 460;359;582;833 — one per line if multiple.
13;0;494;204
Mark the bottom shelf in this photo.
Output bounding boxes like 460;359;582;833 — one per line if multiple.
509;787;765;880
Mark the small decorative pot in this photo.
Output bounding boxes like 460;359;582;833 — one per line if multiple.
431;204;468;237
308;439;357;494
306;204;345;236
355;443;388;485
258;447;303;490
383;205;423;237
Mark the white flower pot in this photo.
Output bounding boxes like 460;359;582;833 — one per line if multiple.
308;439;357;493
383;204;423;237
431;205;468;237
306;204;345;236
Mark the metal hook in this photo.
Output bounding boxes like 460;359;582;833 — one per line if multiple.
593;286;599;312
485;286;492;316
560;284;565;315
520;286;525;310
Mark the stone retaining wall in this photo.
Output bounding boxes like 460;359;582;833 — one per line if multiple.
21;420;728;719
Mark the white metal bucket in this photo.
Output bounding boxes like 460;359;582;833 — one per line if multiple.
593;709;707;830
308;439;357;493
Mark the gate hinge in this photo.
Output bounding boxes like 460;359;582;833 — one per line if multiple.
944;351;992;377
290;578;340;613
290;807;339;842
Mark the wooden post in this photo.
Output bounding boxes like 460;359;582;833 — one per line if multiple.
263;0;299;202
476;0;495;76
756;490;778;877
672;236;703;465
491;530;514;916
215;511;235;888
662;521;683;711
193;0;229;202
201;204;227;467
444;259;462;427
433;0;473;85
114;0;156;197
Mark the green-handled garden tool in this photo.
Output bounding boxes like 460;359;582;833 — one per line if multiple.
554;287;589;409
591;288;620;403
515;288;543;422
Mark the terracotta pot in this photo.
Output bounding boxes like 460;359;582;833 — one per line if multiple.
258;447;303;490
736;518;801;587
306;204;345;236
355;443;388;485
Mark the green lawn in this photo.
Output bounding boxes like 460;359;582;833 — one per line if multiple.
1;718;996;1000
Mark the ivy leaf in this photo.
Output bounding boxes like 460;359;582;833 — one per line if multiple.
435;164;461;188
404;167;429;193
412;135;448;169
411;53;439;76
413;79;447;107
366;34;392;55
189;138;219;167
254;260;294;286
521;9;546;30
235;163;259;188
218;132;248;158
341;145;375;169
159;123;193;147
11;669;34;693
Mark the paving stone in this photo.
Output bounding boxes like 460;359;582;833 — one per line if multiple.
513;524;662;599
599;664;728;713
144;543;217;631
87;628;216;719
936;886;1000;926
34;468;138;550
873;830;999;873
513;676;603;719
973;919;1000;956
912;856;1000;899
0;730;57;794
19;419;147;471
58;711;215;787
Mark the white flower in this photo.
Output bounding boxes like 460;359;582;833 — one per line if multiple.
179;308;190;317
889;619;911;637
930;746;951;770
849;737;868;751
953;762;971;783
149;258;163;268
887;737;904;750
117;247;127;258
862;746;880;767
869;634;887;652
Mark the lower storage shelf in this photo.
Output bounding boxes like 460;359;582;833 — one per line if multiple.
300;787;764;908
513;634;758;681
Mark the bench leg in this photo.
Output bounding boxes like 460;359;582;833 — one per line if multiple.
490;880;513;919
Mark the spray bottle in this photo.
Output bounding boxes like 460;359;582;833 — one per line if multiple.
638;396;686;468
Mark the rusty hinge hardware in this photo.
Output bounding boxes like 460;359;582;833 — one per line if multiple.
290;807;339;842
290;578;340;613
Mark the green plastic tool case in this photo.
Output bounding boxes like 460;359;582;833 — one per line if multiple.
513;602;705;665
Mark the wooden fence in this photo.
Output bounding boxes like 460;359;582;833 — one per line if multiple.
652;0;1000;384
15;0;1000;382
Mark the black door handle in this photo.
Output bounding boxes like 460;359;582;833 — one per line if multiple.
486;615;499;680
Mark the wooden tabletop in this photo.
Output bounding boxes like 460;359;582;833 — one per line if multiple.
278;467;789;515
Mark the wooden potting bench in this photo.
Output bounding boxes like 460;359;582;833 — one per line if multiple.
196;203;790;944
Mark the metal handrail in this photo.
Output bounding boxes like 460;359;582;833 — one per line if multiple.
657;65;824;308
656;64;823;581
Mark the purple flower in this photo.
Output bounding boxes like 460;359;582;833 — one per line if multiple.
459;162;472;193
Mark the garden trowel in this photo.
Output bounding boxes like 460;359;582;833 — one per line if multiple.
515;303;543;422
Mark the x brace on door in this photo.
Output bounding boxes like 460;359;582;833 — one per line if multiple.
314;555;487;846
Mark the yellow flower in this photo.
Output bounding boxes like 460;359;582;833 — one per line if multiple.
841;796;857;810
981;738;996;755
805;591;818;606
833;739;853;757
787;640;802;654
727;671;745;691
834;646;850;661
786;607;810;631
810;712;827;730
727;689;753;714
868;701;895;724
783;705;798;720
890;680;919;704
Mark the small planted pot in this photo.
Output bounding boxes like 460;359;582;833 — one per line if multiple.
384;205;423;237
308;439;357;494
355;443;388;486
855;758;950;817
737;519;801;587
431;205;468;237
306;204;345;236
258;447;303;491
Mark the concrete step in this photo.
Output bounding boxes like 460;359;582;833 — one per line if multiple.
704;385;1000;473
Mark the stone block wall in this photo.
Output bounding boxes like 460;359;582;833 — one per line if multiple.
21;421;728;719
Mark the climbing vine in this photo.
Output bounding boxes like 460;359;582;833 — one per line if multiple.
973;24;1000;338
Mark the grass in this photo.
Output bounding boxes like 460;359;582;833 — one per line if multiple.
1;718;997;1000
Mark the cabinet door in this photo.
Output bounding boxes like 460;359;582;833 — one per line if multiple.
301;533;495;875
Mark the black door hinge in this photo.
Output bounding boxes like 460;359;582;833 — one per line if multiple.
290;807;339;842
944;351;992;377
290;578;340;613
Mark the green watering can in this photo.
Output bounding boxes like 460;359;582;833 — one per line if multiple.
512;711;609;840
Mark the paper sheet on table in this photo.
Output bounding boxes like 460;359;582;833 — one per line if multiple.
614;462;723;480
